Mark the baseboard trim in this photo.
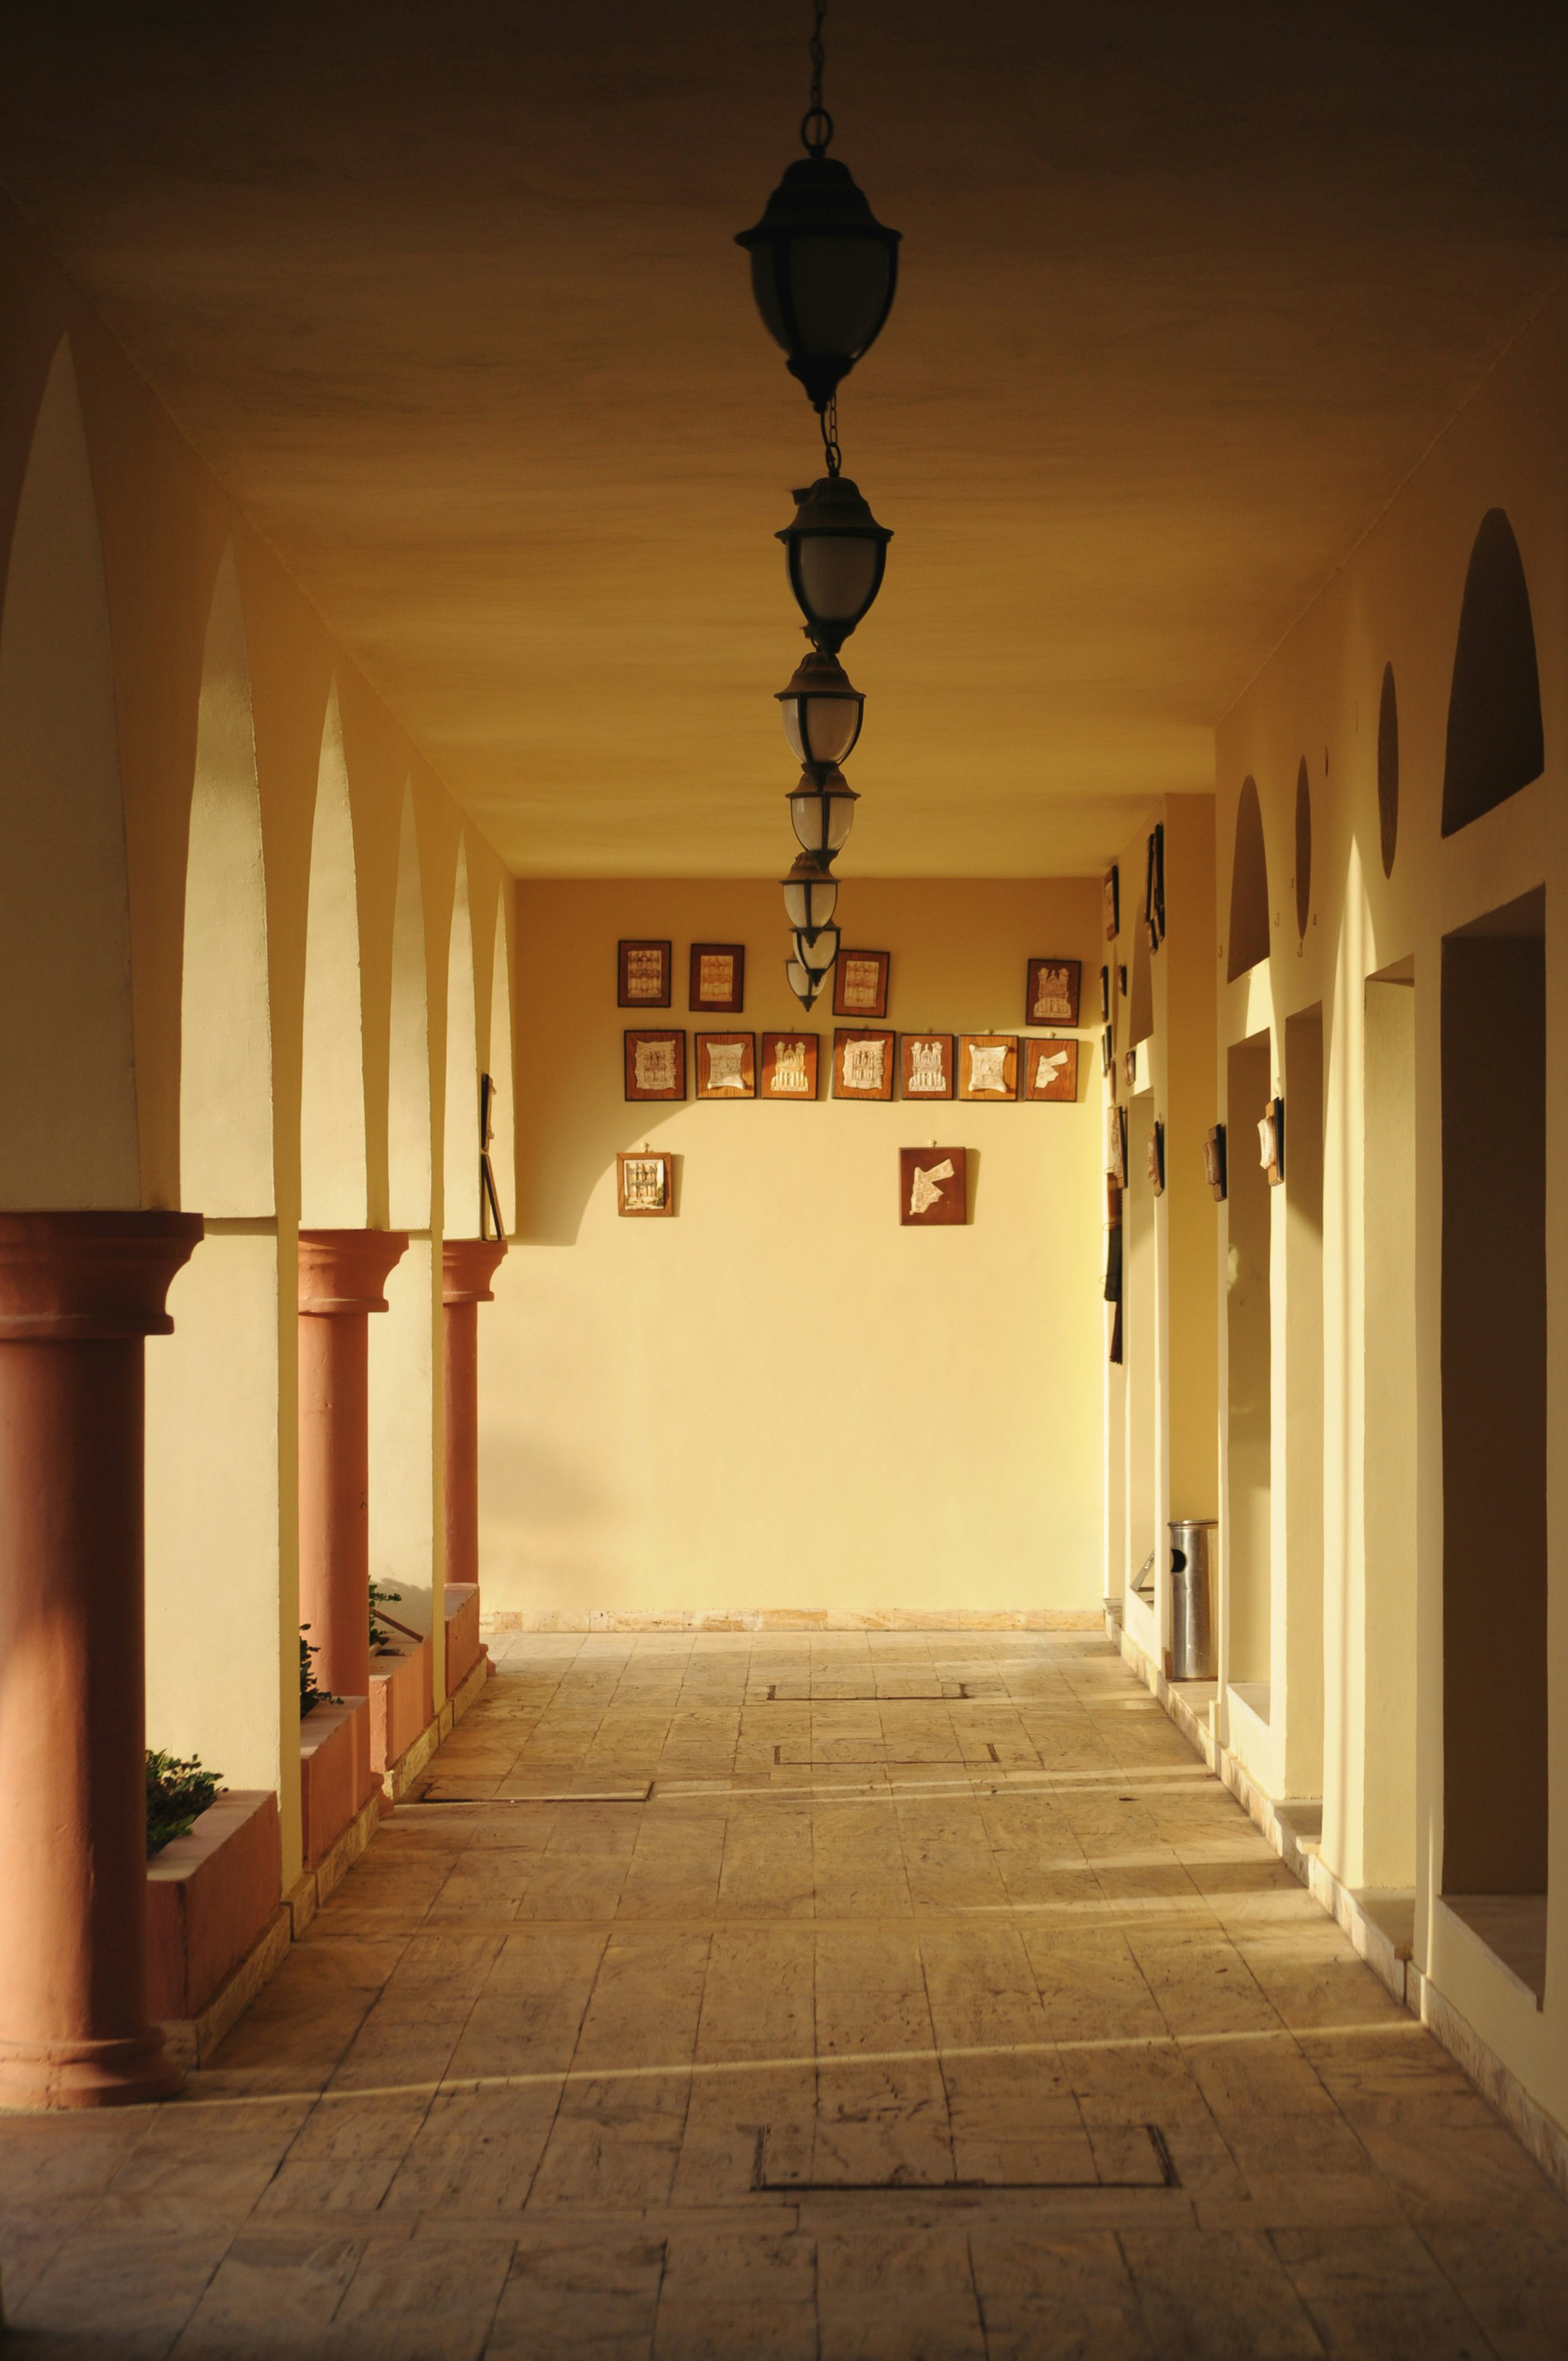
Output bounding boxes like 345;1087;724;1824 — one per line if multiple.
483;1609;1102;1635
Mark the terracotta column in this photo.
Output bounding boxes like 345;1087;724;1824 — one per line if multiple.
0;1210;202;2110
441;1238;506;1591
298;1231;407;1700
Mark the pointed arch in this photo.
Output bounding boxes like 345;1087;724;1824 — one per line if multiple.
0;340;139;1207
1441;509;1544;836
300;687;368;1225
180;545;273;1215
486;891;517;1236
1227;776;1270;980
1293;758;1311;940
441;841;480;1239
387;784;432;1231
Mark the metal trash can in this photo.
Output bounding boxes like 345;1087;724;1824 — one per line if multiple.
1169;1518;1217;1680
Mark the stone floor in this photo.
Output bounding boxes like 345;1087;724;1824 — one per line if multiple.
5;1629;1568;2356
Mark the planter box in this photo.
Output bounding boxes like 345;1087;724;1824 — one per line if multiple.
445;1583;483;1693
370;1635;433;1779
147;1789;280;2022
299;1695;373;1868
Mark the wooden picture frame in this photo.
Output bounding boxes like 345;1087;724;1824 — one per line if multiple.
618;939;671;1009
832;948;890;1019
1025;957;1081;1027
1259;1095;1285;1185
833;1028;895;1100
1148;1120;1165;1196
957;1033;1018;1101
616;1150;675;1218
760;1032;819;1100
1144;823;1166;949
1204;1124;1227;1202
1104;865;1120;940
1106;1103;1127;1184
900;1146;967;1227
689;943;745;1014
1101;1025;1115;1080
694;1031;755;1098
1099;965;1111;1024
900;1033;955;1100
1022;1038;1078;1101
623;1029;685;1101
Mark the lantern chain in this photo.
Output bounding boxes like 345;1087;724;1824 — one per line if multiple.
820;392;842;476
801;0;832;157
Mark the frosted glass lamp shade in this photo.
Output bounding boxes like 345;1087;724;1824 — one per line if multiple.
776;650;864;771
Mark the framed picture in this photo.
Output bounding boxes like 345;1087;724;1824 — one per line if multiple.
618;940;671;1009
958;1033;1018;1101
1101;1025;1115;1080
833;1028;895;1100
1259;1095;1285;1185
1144;823;1166;949
694;1032;755;1098
1023;1038;1078;1101
1104;865;1120;940
1118;963;1128;999
900;1033;954;1099
624;1029;686;1101
833;948;890;1018
1098;965;1111;1024
1148;1120;1165;1196
1204;1124;1227;1202
690;943;745;1014
760;1032;819;1100
1123;1046;1139;1094
900;1146;967;1227
1106;1103;1127;1184
616;1150;674;1218
1026;957;1081;1027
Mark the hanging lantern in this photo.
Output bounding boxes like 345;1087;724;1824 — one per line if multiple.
779;474;892;655
786;767;858;859
736;154;901;416
781;850;839;933
792;922;840;978
785;956;831;1009
776;649;865;771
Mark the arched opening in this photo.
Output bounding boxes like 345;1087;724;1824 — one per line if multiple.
0;340;139;1208
300;687;368;1224
1293;758;1311;939
1227;777;1270;980
1377;664;1398;877
1440;509;1544;836
486;891;517;1236
442;841;480;1240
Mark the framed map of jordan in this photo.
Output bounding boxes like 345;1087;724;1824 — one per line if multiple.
1023;1038;1079;1101
833;1029;895;1100
623;1030;686;1101
957;1033;1018;1101
900;1146;967;1227
694;1032;755;1099
900;1033;954;1099
618;939;672;1008
760;1032;820;1099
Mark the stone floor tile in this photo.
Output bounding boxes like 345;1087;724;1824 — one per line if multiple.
1117;2225;1327;2355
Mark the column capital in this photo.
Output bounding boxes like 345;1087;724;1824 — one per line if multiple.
0;1211;203;1341
298;1229;408;1316
442;1236;506;1307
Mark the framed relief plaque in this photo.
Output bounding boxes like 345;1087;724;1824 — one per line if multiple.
624;1029;686;1101
1259;1095;1285;1185
1023;1039;1078;1101
833;1029;895;1100
958;1034;1018;1101
694;1031;755;1098
689;943;745;1014
900;1146;967;1226
760;1032;819;1099
616;1150;674;1217
618;940;671;1008
1148;1120;1165;1195
1026;957;1081;1027
832;948;890;1019
1104;865;1120;940
1204;1123;1227;1201
900;1033;954;1099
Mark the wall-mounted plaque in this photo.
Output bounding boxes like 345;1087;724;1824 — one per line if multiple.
1023;1039;1078;1101
1259;1095;1285;1185
1144;823;1166;949
833;1029;895;1100
1026;958;1081;1026
616;1150;675;1217
618;940;671;1008
1104;865;1120;940
1099;965;1111;1024
1107;1103;1127;1184
900;1146;967;1227
1148;1120;1165;1195
1204;1124;1227;1201
695;1032;755;1098
624;1030;686;1101
900;1033;954;1099
760;1032;819;1099
689;943;745;1013
958;1034;1018;1101
833;948;890;1018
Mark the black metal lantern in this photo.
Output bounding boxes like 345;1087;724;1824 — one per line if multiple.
735;3;900;416
781;851;839;933
793;922;840;978
779;474;892;655
786;765;858;859
776;649;864;773
785;954;832;1010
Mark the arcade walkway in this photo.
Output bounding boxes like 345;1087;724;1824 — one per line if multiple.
4;1632;1566;2356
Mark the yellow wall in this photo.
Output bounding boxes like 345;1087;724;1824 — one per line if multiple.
481;878;1105;1623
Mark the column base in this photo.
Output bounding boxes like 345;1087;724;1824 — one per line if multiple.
0;2025;182;2111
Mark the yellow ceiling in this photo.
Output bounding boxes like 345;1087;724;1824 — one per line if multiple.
2;2;1566;877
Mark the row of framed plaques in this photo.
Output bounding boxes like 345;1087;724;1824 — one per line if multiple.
625;1029;1081;1104
619;940;1085;1028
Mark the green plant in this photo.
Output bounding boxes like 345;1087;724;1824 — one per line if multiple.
369;1581;403;1651
146;1751;222;1858
299;1626;338;1718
